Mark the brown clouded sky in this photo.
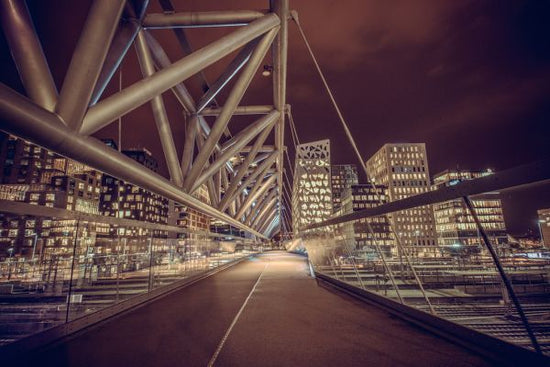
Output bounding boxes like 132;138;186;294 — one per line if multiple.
1;0;549;234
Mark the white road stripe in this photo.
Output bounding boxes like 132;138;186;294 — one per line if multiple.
207;262;269;367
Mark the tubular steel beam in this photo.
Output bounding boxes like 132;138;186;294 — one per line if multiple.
0;84;267;239
90;1;149;105
265;217;280;238
195;123;218;207
56;0;125;130
218;123;274;211
250;191;277;227
182;27;278;191
90;20;140;105
181;114;198;177
236;174;277;220
143;30;194;113
81;14;280;136
238;145;275;153
222;151;278;209
196;40;258;113
143;31;234;168
135;30;183;186
192;110;279;192
219;113;275;153
0;0;58;111
201;105;273;116
246;189;275;226
304;158;550;231
143;10;266;29
259;209;278;234
271;0;288;231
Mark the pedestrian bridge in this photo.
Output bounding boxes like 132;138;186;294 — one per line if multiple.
2;251;510;366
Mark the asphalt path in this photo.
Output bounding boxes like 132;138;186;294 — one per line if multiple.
17;251;496;366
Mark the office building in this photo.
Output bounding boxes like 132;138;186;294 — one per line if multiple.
366;143;438;257
432;169;508;254
537;208;550;248
292;140;333;232
331;164;358;214
341;184;394;258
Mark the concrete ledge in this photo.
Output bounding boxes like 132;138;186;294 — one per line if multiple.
315;271;549;367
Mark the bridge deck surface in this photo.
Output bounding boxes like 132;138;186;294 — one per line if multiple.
20;251;495;366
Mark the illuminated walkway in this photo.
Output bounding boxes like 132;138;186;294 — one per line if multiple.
17;252;496;366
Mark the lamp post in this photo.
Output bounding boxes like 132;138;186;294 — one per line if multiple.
537;219;546;248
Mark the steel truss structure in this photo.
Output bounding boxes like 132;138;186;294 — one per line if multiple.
0;0;290;239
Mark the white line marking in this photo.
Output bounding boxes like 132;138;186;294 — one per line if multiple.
207;262;269;367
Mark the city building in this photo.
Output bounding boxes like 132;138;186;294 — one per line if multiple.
0;137;104;259
366;143;438;257
331;164;358;214
0;134;56;185
292;139;333;232
537;208;550;248
175;184;212;239
432;169;508;255
122;148;159;173
99;148;168;225
341;184;394;258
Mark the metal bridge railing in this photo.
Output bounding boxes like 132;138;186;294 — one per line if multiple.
0;202;262;349
297;159;550;359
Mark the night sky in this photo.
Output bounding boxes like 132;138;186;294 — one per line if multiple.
1;1;549;235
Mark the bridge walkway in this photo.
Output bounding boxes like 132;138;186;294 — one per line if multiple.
18;251;496;366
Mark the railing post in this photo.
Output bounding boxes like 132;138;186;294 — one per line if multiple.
463;195;542;354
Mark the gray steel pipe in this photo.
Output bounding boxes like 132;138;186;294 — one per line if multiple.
259;210;278;234
143;31;195;113
239;171;272;219
135;30;184;186
181;115;198;177
0;84;266;239
201;105;274;116
220;112;275;152
143;10;266;29
239;145;275;153
272;0;288;229
196;40;258;113
236;174;276;220
246;189;276;226
218;124;274;211
56;0;125;130
192;111;279;192
265;217;280;238
222;151;278;209
195;123;219;207
250;191;277;227
90;19;141;105
143;31;233;168
182;27;278;191
81;14;280;136
0;0;58;111
90;0;149;104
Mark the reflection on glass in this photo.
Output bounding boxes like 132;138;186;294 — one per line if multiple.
300;184;550;356
0;211;260;346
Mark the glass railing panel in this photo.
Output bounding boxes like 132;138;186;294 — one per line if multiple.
301;181;550;356
0;204;262;346
0;212;71;345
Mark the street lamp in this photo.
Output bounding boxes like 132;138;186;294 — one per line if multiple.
262;65;273;77
537;219;546;247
